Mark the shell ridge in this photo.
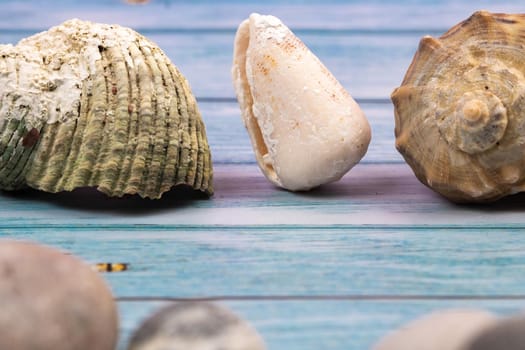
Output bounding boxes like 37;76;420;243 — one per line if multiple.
0;57;26;179
25;121;60;189
187;83;208;192
53;27;97;192
139;43;167;198
89;46;118;189
467;156;505;199
167;62;191;186
183;81;199;188
0;118;18;160
6;143;35;188
65;73;94;189
126;42;153;195
149;47;171;197
0;118;21;169
193;108;205;191
136;43;163;198
114;42;141;195
175;67;197;187
201;104;213;193
399;36;437;86
155;51;181;195
8;122;41;188
439;10;494;41
180;65;212;194
55;107;83;191
97;45;132;196
37;120;77;192
0;119;27;187
177;79;194;187
0;113;7;139
70;55;108;187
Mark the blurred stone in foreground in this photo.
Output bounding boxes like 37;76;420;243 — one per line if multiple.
373;309;498;350
0;240;118;350
127;302;266;350
464;315;525;350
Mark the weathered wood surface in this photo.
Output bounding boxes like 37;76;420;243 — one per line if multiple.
2;1;525;349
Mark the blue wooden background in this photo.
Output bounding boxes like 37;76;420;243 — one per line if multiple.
2;1;525;349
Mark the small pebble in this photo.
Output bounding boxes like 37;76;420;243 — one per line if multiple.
373;309;498;350
463;314;525;350
127;301;266;350
0;240;118;350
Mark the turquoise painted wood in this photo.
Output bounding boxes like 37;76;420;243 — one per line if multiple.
2;1;525;349
8;227;525;297
117;299;525;350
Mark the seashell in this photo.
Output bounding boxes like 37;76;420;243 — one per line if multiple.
0;19;213;199
232;13;371;191
127;302;266;350
373;309;498;350
392;10;525;202
0;240;118;350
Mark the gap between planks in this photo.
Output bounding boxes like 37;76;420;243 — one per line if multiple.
116;295;525;302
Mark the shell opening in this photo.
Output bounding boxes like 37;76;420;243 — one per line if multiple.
438;91;508;154
233;18;276;178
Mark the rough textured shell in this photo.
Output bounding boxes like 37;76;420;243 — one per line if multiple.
0;19;212;199
392;11;525;202
232;13;371;191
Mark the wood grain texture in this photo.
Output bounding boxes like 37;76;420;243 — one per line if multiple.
3;163;525;227
117;299;525;350
6;226;525;297
2;1;525;350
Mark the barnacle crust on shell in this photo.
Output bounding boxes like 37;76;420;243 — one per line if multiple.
0;19;213;198
392;10;525;202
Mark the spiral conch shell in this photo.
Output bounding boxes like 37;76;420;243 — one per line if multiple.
0;19;212;199
392;11;525;202
232;13;371;191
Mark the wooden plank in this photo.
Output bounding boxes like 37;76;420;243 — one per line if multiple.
5;226;525;297
117;299;525;350
1;1;524;31
2;3;525;350
142;32;418;99
0;26;422;99
2;162;525;227
2;3;524;99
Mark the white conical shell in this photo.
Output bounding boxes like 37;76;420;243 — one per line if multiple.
232;13;371;191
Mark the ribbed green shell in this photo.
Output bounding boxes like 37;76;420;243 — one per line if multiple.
0;21;213;199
